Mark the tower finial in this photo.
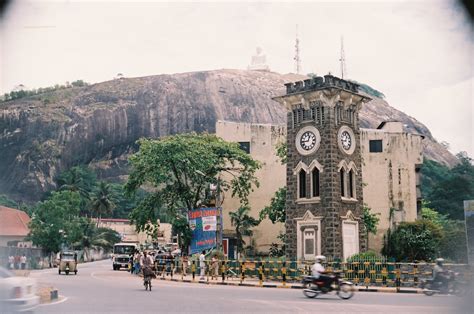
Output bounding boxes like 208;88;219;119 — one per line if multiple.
294;25;302;74
339;36;347;79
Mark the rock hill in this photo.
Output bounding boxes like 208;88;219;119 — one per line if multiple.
0;69;457;201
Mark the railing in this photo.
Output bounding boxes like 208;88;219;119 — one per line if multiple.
150;257;471;288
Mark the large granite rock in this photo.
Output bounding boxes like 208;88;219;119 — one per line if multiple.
0;69;457;201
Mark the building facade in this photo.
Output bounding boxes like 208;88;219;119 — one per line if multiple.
274;75;370;260
360;122;423;252
216;79;423;260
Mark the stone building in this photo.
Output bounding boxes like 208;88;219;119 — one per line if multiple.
274;75;370;260
216;76;423;260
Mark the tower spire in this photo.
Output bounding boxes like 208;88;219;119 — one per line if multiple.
339;36;347;79
294;25;302;74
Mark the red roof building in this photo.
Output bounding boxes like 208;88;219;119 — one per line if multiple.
0;206;31;246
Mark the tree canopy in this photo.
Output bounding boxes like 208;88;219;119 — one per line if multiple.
27;191;82;254
423;154;474;219
125;133;261;232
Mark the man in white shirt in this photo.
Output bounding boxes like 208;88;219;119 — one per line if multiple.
311;255;332;289
199;250;206;280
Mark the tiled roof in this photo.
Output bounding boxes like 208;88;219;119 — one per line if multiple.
0;206;31;237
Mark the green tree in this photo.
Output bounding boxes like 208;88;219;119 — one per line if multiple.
89;181;116;224
27;191;82;254
56;166;97;215
0;194;19;208
362;205;380;249
259;187;286;224
125;134;260;236
421;206;468;262
229;205;260;255
109;184;149;219
424;153;474;220
381;220;443;262
71;219;121;261
171;214;193;252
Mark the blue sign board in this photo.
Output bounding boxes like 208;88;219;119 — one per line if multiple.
188;207;220;254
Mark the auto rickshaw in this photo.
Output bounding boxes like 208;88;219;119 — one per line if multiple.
58;251;78;275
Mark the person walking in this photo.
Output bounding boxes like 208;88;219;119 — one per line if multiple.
20;255;27;270
182;255;189;276
199;250;206;280
14;255;20;269
211;255;219;280
8;255;14;269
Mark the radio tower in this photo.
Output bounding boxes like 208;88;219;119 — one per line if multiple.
294;25;302;74
339;36;347;79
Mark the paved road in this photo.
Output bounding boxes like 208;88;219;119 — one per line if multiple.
31;260;471;313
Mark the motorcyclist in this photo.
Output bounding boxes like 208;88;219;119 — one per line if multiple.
311;255;333;290
432;258;448;290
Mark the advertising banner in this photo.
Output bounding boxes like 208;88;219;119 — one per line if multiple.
188;207;221;254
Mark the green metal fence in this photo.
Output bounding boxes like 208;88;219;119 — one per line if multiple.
151;257;471;288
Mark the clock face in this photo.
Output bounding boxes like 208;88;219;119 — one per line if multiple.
300;131;317;151
337;126;356;155
340;131;352;150
295;126;321;155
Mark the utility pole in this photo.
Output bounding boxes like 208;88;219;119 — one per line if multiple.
294;24;302;74
339;36;347;79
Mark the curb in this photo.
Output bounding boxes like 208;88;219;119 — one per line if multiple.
155;276;422;293
37;286;59;304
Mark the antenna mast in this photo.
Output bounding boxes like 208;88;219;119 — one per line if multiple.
339;36;347;79
294;25;302;74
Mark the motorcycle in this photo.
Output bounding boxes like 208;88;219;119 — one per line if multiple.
421;271;467;297
302;272;354;299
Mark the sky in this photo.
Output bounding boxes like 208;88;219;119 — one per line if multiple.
0;0;472;157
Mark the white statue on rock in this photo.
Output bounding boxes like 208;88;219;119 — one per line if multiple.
248;47;270;72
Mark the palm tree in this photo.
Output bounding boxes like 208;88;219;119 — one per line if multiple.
73;220;121;261
89;181;116;225
229;205;259;256
57;166;95;215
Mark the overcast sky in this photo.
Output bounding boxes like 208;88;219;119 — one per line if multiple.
1;0;472;157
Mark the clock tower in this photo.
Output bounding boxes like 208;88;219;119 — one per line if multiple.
274;75;371;260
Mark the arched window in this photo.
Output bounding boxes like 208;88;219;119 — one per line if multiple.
299;169;307;198
340;168;346;197
349;169;354;198
312;168;320;197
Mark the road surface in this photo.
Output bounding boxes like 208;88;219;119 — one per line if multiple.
31;260;471;313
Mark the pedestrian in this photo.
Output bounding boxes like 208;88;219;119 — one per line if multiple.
20;255;27;270
14;255;20;269
134;252;141;275
166;251;173;276
129;253;134;274
8;255;14;269
199;250;206;280
211;254;219;280
182;255;189;276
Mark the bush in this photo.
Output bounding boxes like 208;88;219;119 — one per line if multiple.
347;250;381;262
381;220;443;262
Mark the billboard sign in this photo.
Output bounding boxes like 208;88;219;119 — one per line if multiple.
188;207;220;254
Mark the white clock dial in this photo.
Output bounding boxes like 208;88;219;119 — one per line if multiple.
340;131;352;150
300;131;316;150
295;126;321;156
337;126;356;155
